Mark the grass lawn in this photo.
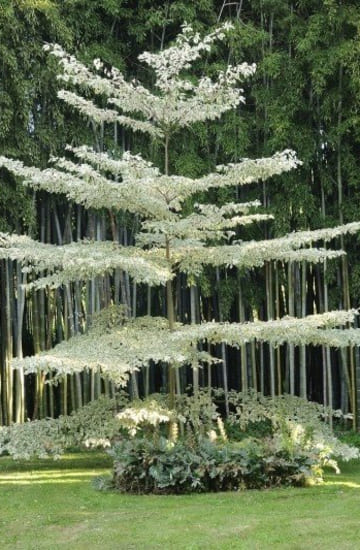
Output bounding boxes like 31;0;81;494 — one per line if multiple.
1;453;360;549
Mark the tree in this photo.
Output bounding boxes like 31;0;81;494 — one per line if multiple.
1;22;360;422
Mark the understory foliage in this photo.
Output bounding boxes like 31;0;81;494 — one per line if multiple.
1;391;357;493
108;435;313;494
0;394;128;459
106;391;359;493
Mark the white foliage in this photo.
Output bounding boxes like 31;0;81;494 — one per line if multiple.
0;234;172;287
0;149;302;219
0;24;359;384
117;400;175;436
10;310;360;381
44;24;255;132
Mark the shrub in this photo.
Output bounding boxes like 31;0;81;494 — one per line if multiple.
107;436;315;494
226;390;359;467
0;417;67;460
0;393;128;459
103;390;359;493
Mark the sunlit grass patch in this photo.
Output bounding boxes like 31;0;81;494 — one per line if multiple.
0;453;360;550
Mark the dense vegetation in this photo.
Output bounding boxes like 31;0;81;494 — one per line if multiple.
1;0;360;433
0;390;358;492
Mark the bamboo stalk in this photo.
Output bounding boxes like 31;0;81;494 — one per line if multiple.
238;278;248;391
266;262;275;396
299;260;307;398
275;262;282;395
15;261;26;423
190;285;199;394
4;259;14;424
287;262;295;395
216;267;229;415
323;259;333;430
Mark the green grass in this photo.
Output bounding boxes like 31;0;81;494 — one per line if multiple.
1;453;360;549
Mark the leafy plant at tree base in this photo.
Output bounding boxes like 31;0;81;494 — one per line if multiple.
107;435;315;494
100;391;360;494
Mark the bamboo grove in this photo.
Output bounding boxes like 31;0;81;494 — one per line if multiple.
1;1;360;427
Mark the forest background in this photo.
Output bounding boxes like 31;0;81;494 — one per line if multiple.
1;0;360;426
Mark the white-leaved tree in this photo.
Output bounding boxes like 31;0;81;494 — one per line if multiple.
1;23;360;421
